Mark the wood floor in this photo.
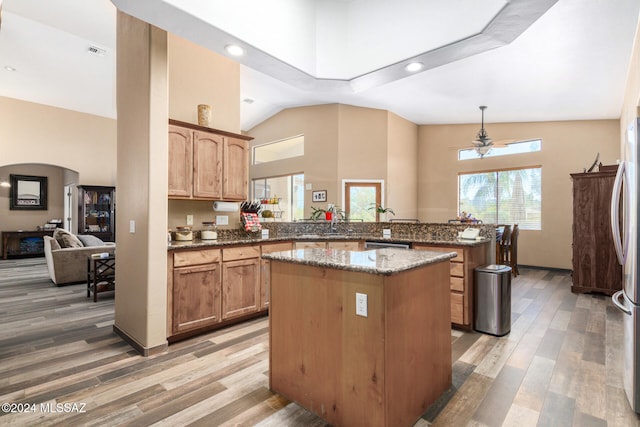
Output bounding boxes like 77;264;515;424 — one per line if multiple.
0;258;639;426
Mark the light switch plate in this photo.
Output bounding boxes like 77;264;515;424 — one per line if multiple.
305;183;312;190
356;292;368;317
186;214;194;226
216;215;229;225
129;220;135;233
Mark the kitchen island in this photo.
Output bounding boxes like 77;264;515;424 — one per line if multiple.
263;247;456;427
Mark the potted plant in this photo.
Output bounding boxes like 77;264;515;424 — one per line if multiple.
369;203;395;222
309;205;345;221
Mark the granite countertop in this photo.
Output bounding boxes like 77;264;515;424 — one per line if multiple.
167;233;491;251
261;247;457;275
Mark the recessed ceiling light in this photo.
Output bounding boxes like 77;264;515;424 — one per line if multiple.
225;44;245;56
405;62;424;73
243;98;255;104
4;66;16;72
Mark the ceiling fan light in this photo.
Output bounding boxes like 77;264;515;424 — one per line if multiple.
475;145;492;157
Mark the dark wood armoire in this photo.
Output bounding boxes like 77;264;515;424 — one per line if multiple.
570;167;622;295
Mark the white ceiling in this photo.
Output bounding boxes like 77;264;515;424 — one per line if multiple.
0;0;639;132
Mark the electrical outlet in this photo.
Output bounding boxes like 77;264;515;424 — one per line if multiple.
129;220;135;233
216;215;229;225
356;293;368;317
186;214;194;226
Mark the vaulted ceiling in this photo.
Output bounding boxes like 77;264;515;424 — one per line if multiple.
1;0;639;132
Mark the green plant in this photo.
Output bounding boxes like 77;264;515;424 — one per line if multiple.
309;205;346;221
368;203;395;215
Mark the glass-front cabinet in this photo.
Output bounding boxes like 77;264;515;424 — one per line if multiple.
77;185;116;242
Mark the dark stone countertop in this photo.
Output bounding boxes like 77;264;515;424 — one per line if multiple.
261;247;457;275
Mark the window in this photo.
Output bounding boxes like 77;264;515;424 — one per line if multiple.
252;174;304;221
458;167;541;230
344;181;382;222
459;139;542;160
253;135;304;164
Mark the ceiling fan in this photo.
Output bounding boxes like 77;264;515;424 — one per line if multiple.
470;106;514;158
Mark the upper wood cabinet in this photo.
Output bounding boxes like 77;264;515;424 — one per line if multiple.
223;137;249;200
168;120;252;201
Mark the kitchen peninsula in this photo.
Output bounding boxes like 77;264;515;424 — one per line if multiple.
262;247;456;427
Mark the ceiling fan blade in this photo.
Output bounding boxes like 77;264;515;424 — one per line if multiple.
491;138;516;147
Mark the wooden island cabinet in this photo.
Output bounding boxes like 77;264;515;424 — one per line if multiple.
264;247;455;427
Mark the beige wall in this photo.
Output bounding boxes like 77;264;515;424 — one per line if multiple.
249;104;340;217
168;34;241;134
248;104;418;218
419;119;620;269
387;112;418;219
0;97;117;184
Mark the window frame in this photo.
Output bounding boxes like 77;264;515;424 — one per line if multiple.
458;165;542;230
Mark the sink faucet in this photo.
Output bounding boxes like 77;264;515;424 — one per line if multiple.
330;210;338;233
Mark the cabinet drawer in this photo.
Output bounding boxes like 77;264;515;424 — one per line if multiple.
223;245;260;261
450;262;465;277
450;292;464;325
295;241;327;249
262;242;294;254
173;249;221;267
450;276;464;292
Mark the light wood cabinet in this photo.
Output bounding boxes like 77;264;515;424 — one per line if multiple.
193;131;223;198
169;248;221;335
223;137;249;201
295;240;363;250
413;243;487;329
168;119;252;201
261;242;294;309
571;169;622;295
295;241;327;249
327;241;363;250
168;125;193;197
222;246;261;320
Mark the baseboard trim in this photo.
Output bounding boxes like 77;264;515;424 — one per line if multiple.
519;264;572;274
113;325;168;357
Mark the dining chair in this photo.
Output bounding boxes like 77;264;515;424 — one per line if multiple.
510;224;519;276
497;224;512;266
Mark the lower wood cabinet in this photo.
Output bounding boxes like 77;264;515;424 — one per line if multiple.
295;240;363;250
261;242;295;309
413;243;487;329
222;246;261;320
169;248;222;335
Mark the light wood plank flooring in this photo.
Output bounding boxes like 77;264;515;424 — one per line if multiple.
0;258;639;426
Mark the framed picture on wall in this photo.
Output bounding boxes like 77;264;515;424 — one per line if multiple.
312;190;327;202
9;174;48;210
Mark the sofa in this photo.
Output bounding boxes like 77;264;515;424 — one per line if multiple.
43;231;115;286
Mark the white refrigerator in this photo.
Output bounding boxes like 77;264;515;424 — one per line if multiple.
611;117;640;413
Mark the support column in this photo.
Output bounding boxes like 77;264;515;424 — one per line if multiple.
113;11;168;355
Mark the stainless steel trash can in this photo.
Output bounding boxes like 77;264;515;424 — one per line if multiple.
474;264;512;336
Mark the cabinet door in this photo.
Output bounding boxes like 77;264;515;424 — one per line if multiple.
193;130;223;199
168;125;193;198
223;137;249;200
295;241;327;249
260;259;270;310
172;263;221;334
222;258;260;320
